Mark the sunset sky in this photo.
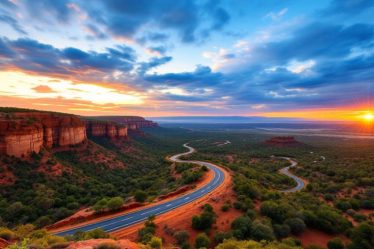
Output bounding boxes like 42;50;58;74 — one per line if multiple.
0;0;373;120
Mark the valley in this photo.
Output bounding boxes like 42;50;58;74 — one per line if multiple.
0;109;373;249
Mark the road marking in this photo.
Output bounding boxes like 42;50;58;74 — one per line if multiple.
166;204;172;207
141;208;159;216
184;197;190;200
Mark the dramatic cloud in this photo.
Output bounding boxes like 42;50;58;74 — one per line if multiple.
0;0;373;117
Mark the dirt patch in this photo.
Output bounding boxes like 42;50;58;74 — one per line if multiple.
226;155;234;163
297;229;349;248
0;238;9;249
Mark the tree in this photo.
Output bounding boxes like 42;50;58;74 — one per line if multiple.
327;238;344;249
285;218;306;235
148;236;162;249
134;190;148;203
107;197;124;211
260;201;291;223
175;230;190;245
195;233;210;249
231;216;252;239
273;224;290;239
251;221;275;241
192;205;216;231
93;198;108;213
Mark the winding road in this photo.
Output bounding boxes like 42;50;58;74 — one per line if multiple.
55;144;225;236
277;157;306;193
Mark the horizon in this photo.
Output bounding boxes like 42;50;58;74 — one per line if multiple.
0;1;373;122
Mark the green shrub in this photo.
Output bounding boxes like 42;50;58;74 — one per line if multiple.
195;233;210;249
327;238;345;249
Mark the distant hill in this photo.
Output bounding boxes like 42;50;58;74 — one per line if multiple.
150;116;306;124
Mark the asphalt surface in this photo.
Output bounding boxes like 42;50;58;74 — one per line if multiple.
278;157;305;193
55;143;225;236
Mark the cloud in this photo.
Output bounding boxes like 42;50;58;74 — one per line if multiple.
16;0;230;44
0;37;136;81
0;13;27;35
322;0;374;16
138;56;173;74
265;8;288;21
32;85;56;93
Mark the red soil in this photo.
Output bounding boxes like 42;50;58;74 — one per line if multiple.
111;167;240;248
67;239;139;249
297;229;350;248
0;238;9;249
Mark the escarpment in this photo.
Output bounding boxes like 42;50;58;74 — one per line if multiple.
0;109;158;158
0;112;87;157
88;116;158;130
85;121;128;138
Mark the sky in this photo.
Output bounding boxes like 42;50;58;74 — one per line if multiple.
0;0;373;120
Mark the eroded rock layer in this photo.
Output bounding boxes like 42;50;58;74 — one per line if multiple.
0;112;87;157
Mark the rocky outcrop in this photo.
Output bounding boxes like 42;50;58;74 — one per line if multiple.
0;109;154;157
265;136;300;146
88;116;158;130
85;121;128;139
0;112;86;157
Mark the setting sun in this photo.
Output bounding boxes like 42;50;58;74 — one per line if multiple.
363;112;374;122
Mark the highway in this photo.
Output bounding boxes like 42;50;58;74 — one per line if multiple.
277;157;306;193
55;143;225;236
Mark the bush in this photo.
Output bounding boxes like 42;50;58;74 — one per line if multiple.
251;221;275;241
134;190;148;203
273;224;291;239
94;242;120;249
285;218;306;235
213;231;232;244
148;236;162;249
174;230;189;245
231;216;252;240
107;197;124;211
192;205;216;231
195;233;210;249
221;203;230;212
327;238;345;249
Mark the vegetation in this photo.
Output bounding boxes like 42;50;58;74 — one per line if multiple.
195;233;210;249
192;204;216;231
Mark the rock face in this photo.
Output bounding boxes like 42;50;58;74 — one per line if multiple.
89;116;158;130
85;121;128;139
265;136;300;146
0;110;156;158
0;112;87;157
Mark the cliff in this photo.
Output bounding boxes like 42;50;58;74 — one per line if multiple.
0;112;86;157
0;108;156;158
85;121;128;138
87;116;158;130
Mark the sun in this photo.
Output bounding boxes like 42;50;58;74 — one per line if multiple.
362;112;374;122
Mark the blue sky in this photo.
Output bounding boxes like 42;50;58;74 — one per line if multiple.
0;0;373;119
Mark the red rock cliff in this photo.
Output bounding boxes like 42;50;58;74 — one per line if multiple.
88;116;157;130
85;121;128;139
0;112;86;157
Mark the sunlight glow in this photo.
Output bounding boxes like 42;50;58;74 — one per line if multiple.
362;112;374;122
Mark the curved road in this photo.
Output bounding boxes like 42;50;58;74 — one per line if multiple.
55;144;225;236
277;157;305;193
